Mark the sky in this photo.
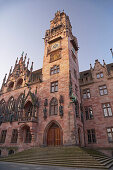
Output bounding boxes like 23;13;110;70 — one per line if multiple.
0;0;113;87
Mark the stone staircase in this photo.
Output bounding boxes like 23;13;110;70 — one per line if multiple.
0;146;113;169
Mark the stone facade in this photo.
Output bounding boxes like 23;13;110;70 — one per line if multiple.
0;11;113;157
0;11;84;156
80;60;113;155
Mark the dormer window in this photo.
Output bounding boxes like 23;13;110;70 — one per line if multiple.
96;72;103;79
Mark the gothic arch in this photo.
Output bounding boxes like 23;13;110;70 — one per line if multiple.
16;93;24;111
7;81;14;91
19;124;32;143
7;96;15;113
16;78;23;88
24;100;33;117
0;99;6;114
43;120;63;146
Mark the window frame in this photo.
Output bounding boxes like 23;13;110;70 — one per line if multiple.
50;65;60;75
50;81;58;93
106;127;113;143
0;130;7;143
99;85;108;96
83;89;91;99
85;106;93;120
49;97;58;116
11;129;18;143
102;103;112;117
87;129;96;144
96;72;103;79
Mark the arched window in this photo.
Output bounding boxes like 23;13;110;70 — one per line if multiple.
20;125;32;143
16;78;23;88
24;101;33;117
7;96;15;113
50;98;58;115
0;99;6;114
17;94;24;111
11;129;18;143
7;81;14;91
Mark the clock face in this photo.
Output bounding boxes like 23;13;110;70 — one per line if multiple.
51;42;60;51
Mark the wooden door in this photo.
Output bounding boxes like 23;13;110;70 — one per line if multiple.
47;124;61;146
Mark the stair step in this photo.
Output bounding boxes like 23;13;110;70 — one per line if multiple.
4;160;106;168
0;146;112;169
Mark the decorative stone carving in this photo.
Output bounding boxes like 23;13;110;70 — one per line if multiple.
59;95;64;118
43;99;48;120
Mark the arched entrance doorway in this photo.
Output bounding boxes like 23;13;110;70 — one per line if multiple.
47;123;61;146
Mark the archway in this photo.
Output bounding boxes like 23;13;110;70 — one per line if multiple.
44;121;62;146
8;149;14;155
20;125;32;143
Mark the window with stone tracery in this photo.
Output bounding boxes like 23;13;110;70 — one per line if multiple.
17;94;24;111
0;130;7;143
16;78;23;88
50;98;58;115
7;96;15;113
0;99;6;114
11;129;18;143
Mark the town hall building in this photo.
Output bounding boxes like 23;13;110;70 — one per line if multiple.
0;11;113;156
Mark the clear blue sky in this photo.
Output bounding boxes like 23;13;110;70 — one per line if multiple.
0;0;113;87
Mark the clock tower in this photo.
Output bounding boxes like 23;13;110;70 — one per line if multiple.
42;11;84;146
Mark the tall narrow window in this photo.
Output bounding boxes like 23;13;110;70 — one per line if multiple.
25;128;32;143
85;106;93;120
102;103;112;117
87;129;96;144
99;85;108;96
83;89;91;99
107;127;113;142
0;130;7;143
51;81;58;93
7;96;15;114
75;85;78;96
11;129;18;143
74;69;77;79
0;99;6;114
50;98;58;115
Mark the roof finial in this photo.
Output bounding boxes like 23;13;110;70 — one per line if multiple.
90;63;92;69
30;62;33;72
21;51;24;57
103;59;106;66
15;57;18;65
27;58;30;69
110;48;113;58
24;53;27;63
